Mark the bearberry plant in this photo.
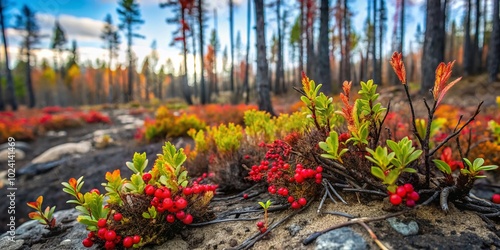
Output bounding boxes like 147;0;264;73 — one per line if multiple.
62;142;216;249
26;196;57;229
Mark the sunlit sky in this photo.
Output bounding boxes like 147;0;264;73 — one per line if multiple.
2;0;473;74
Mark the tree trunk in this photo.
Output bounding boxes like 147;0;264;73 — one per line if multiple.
400;0;405;54
421;0;445;95
253;0;274;115
191;16;198;100
464;0;472;75
274;0;283;95
299;1;304;79
372;0;379;84
343;0;351;82
473;0;481;72
181;9;193;105
243;0;251;104
108;45;113;103
26;48;35;107
0;3;17;110
378;0;384;84
306;1;315;79
198;0;207;104
229;0;235;92
488;0;499;82
317;0;331;93
127;25;133;102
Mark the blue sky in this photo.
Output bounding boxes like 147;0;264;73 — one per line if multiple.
2;0;453;74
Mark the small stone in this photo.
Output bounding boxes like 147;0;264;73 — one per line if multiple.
315;227;368;250
387;217;419;236
59;239;72;245
229;239;238;247
286;224;302;237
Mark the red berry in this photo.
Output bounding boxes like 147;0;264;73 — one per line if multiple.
105;230;117;241
243;194;249;199
145;185;155;196
163;198;174;209
90;188;100;195
260;227;267;233
403;183;414;193
390;194;402;206
291;201;301;209
166;214;175;223
294;173;304;183
316;166;323;173
256;221;264;228
176;198;188;210
183;214;193;225
123;236;134;248
268;186;276;194
142;173;152;183
281;188;289;197
113;213;123;222
396;186;407;198
87;231;95;239
493;194;500;204
154;189;163;198
176;210;186;220
97;218;107;228
97;228;107;239
298;197;307;206
287;196;295;203
133;235;141;244
183;187;193;196
104;240;115;250
161;188;171;198
192;186;201;194
82;238;94;247
407;191;420;201
406;199;416;208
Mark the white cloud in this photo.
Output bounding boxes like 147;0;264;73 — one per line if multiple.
35;13;108;42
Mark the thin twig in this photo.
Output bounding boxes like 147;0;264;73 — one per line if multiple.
358;221;389;250
439;186;456;213
322;211;355;219
326;181;348;204
188;217;261;227
403;84;423;144
421;191;440;206
317;190;328;214
342;188;387;196
212;184;260;201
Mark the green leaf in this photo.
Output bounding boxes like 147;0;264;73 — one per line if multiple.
477;165;498;171
472;158;485;170
258;201;265;209
433;159;452;174
371;167;386;181
385;169;400;186
403;168;417;173
463;158;473;168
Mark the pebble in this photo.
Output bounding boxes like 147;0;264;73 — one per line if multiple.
0;148;25;162
315;227;368;250
387;217;419;236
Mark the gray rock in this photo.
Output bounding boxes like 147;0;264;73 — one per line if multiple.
315;227;368;250
0;237;24;250
0;148;25;162
387;217;419;236
31;141;92;164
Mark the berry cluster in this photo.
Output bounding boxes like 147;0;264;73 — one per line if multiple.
145;182;216;225
248;140;322;209
82;216;141;249
256;221;267;233
389;184;420;207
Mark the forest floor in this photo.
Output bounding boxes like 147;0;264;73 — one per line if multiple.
1;76;500;249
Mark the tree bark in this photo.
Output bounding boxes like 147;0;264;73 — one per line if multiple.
198;0;207;104
0;3;17;110
229;0;235;92
488;0;500;82
421;0;445;95
473;0;481;72
317;0;331;93
464;0;472;75
243;0;251;104
253;0;274;115
181;9;193;105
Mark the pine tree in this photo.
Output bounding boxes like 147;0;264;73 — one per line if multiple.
100;14;120;103
254;0;274;115
15;5;41;108
117;0;145;102
0;0;15;110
